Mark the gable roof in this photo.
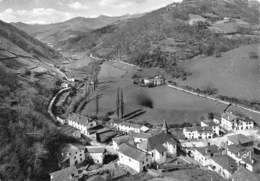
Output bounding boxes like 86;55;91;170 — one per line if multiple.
113;135;134;145
49;166;78;181
228;134;253;145
146;133;177;151
118;143;147;161
212;155;237;174
195;145;219;156
86;147;105;154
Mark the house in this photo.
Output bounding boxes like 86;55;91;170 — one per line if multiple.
67;113;97;136
227;134;253;146
60;144;85;167
86;147;106;164
137;124;177;164
118;143;152;173
135;75;165;87
209;155;237;180
132;132;152;144
112;135;134;150
227;144;254;172
113;121;149;134
183;126;214;140
188;14;207;25
201;119;220;136
49;166;78;181
232;167;260;181
189;145;221;166
221;111;254;131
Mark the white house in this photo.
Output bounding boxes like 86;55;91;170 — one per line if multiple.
201;119;220;136
112;121;149;134
221;112;254;131
209;155;238;180
67;113;97;136
60;144;85;167
227;144;254;172
86;147;106;165
118;143;152;173
189;145;220;166
183;126;214;140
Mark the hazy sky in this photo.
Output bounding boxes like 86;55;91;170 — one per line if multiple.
0;0;183;24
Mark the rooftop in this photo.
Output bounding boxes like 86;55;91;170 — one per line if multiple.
86;147;105;154
142;132;177;152
49;166;78;181
212;155;237;174
195;145;220;156
228;134;253;145
113;135;134;145
68;113;93;126
119;143;147;161
222;111;254;123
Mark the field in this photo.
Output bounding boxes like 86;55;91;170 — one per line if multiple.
81;58;260;125
82;61;228;125
180;44;260;101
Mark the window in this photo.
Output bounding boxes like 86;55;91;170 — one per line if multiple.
129;158;131;162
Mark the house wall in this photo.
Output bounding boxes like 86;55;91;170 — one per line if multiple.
150;150;166;164
118;153;150;172
210;160;232;179
193;150;208;166
68;150;85;166
221;118;233;131
89;153;104;164
163;142;177;155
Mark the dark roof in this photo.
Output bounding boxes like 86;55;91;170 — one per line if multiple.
228;134;253;145
155;144;167;153
86;147;105;153
113;135;134;145
68;113;93;126
195;145;219;156
212;155;237;174
232;167;259;181
146;132;177;151
132;132;151;139
118;143;147;161
49;166;78;181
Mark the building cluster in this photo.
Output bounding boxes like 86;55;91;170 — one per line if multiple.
50;110;260;181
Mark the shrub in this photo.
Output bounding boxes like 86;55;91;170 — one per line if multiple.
249;51;259;59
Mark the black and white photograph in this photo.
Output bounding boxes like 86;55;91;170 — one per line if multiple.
0;0;259;180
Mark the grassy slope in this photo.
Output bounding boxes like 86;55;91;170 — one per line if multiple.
181;44;260;100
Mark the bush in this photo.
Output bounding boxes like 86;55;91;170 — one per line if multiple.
249;51;259;59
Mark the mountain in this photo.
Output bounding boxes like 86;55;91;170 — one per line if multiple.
58;0;259;76
0;20;68;181
12;15;142;50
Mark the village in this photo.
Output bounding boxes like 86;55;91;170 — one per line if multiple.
49;74;260;181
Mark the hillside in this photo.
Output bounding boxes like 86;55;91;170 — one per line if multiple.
58;0;259;77
13;15;141;50
180;44;260;100
0;20;70;181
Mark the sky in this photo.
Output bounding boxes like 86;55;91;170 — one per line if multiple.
0;0;183;24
